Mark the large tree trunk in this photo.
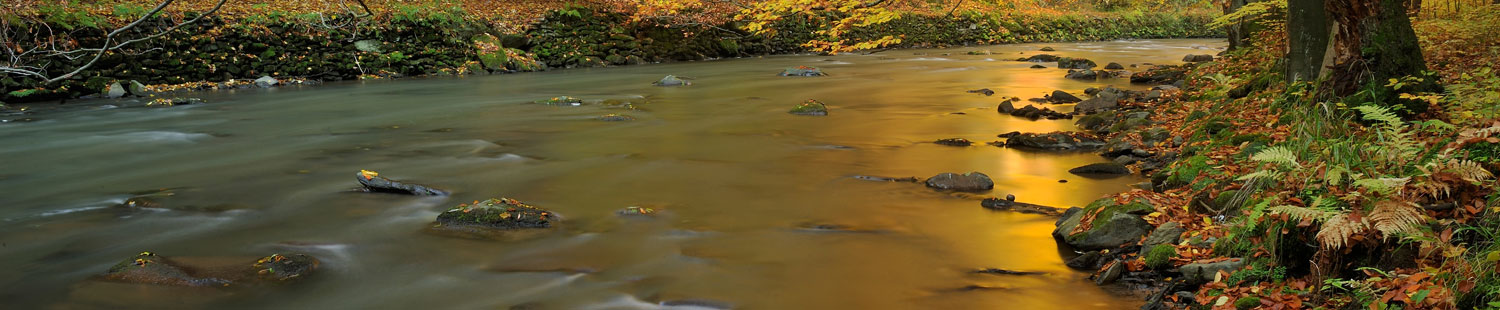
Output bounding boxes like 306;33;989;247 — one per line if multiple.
1226;0;1249;50
1286;0;1330;82
1323;0;1438;114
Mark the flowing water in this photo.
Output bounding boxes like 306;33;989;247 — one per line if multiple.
0;39;1224;310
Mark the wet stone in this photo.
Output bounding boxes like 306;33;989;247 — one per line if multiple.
789;100;829;116
535;96;584;106
779;66;826;76
935;138;974;146
925;172;994;191
356;170;448;196
653;75;690;86
598;114;635;121
435;198;556;230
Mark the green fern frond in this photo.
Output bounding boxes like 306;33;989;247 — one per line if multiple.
1271;205;1335;223
1353;177;1410;195
1237;170;1284;182
1325;166;1351;186
1251;146;1301;168
1355;105;1404;127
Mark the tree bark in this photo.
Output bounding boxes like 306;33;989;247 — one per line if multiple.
1286;0;1330;82
1323;0;1438;114
1226;0;1250;50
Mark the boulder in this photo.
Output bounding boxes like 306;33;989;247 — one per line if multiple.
1095;259;1125;285
356;170;448;195
1104;62;1125;70
789;99;829;116
106;82;127;98
653;75;690;86
1182;54;1214;62
436;198;556;230
1053;198;1154;250
935;138;974;146
1048;90;1082;103
1131;65;1189;84
1180;258;1246;284
780;66;826;77
1058;57;1097;69
251;253;320;282
1003;132;1107;151
597;114;634;121
1065;69;1098;80
127;80;150;97
997;100;1017;114
1075;87;1126;114
1069;162;1131;175
254;76;279;88
924;172;994;191
1017;54;1062;62
1141;222;1184;248
1066;251;1104;270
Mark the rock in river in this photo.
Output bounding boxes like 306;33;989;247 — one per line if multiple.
1068;162;1131;175
1053;198;1154;250
935;138;974;146
789;99;829;116
1181;54;1214;62
1003;132;1107;151
925;172;994;191
254;76;279;88
597;114;635;121
535;96;584;106
1104;62;1125;70
97;251;318;287
1048;90;1082;103
1017;54;1061;62
436;198;556;230
967;88;995;96
356;170;448;196
1058;57;1097;69
653;75;690;86
780;66;827;77
981;198;1064;216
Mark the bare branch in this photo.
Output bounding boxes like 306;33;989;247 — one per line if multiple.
43;0;229;84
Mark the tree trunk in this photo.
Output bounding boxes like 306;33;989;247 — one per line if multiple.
1324;0;1438;114
1226;0;1248;50
1286;0;1330;82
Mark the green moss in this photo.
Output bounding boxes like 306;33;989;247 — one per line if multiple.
789;100;829;115
1186;110;1209;122
1234;297;1261;310
1143;244;1177;269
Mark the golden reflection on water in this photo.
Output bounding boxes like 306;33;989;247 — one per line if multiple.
0;39;1225;309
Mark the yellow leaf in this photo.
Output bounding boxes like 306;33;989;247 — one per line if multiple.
360;170;379;180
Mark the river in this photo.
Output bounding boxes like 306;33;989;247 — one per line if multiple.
0;38;1224;310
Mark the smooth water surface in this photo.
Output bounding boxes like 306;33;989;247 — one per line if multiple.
0;39;1224;310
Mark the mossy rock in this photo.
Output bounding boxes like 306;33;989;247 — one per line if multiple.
1143;244;1177;269
435;198;556;229
100;252;215;287
251;253;319;282
1234;297;1261;310
1053;198;1154;250
789;99;828;116
1057;57;1097;69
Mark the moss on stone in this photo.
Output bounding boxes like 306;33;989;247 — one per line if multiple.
1143;244;1177;269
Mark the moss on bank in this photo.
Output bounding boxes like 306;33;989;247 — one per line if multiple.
2;6;1218;102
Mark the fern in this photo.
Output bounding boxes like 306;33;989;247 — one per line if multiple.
1325;165;1351;186
1369;201;1424;239
1444;159;1494;183
1356;105;1404;128
1252;146;1302;168
1237;170;1284;182
1353;177;1410;195
1317;213;1370;250
1271;205;1335;223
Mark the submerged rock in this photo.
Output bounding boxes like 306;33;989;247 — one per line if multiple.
1017;54;1061;62
535;96;584;106
436;198;556;230
972;268;1046;275
1068;162;1131;175
653;75;690;86
980;198;1064;216
597;114;635;121
853;175;921;183
925;172;994;191
967;88;995;96
616;206;658;217
788;100;829;116
356;170;448;196
935;138;974;146
780;66;827;77
1039;47;1056;51
1029;64;1047;69
97;251;319;287
146;98;205;107
1003;132;1107;151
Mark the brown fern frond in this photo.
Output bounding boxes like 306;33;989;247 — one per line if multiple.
1316;213;1369;251
1444;159;1494;183
1369;201;1424;239
1270;205;1335;223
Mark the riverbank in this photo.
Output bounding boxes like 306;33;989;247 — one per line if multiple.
1048;5;1500;309
1;3;1218;104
